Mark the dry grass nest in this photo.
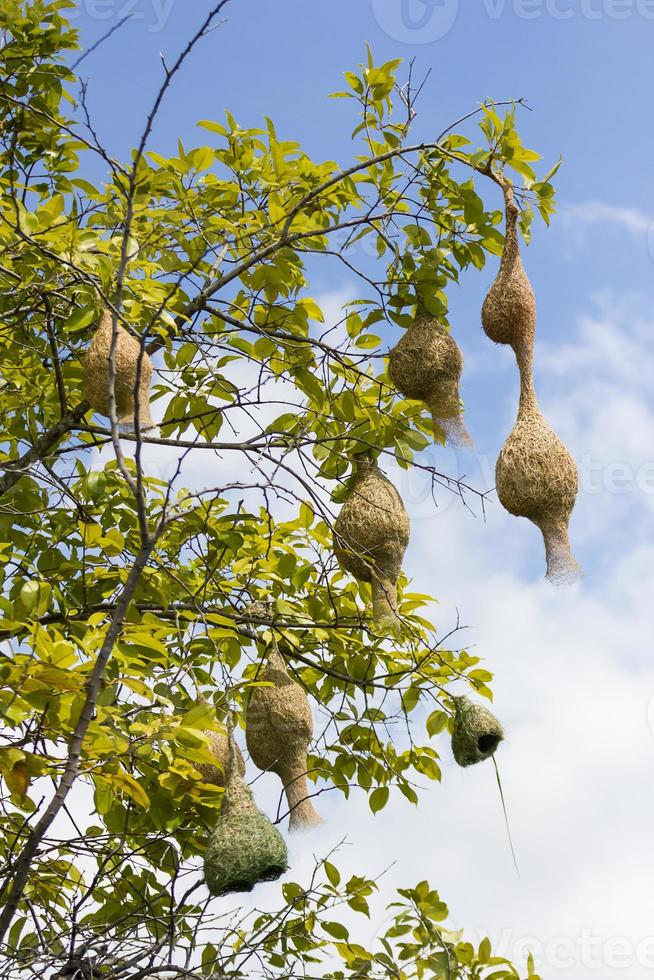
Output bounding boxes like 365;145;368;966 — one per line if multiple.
83;309;155;430
333;459;410;624
246;643;322;832
481;200;536;377
196;730;246;787
496;402;580;583
389;313;472;448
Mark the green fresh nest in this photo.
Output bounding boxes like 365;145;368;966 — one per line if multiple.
451;697;504;768
203;736;288;896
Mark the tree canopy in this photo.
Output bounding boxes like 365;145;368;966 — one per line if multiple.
0;2;557;977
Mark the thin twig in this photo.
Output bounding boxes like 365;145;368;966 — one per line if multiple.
71;15;134;70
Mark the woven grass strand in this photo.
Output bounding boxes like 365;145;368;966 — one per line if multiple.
246;642;322;833
83;309;155;430
203;733;288;896
196;730;246;787
333;459;410;624
389;311;472;448
451;696;504;768
481;184;536;380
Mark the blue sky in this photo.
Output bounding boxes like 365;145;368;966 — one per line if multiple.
69;2;654;976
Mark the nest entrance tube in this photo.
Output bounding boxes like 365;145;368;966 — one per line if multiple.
451;697;504;768
246;642;322;833
389;312;472;449
203;732;288;896
333;458;410;625
83;309;156;432
538;517;580;585
370;573;400;625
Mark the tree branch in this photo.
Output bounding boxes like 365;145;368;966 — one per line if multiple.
0;539;158;943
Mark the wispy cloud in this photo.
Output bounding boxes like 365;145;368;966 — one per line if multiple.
560;200;652;237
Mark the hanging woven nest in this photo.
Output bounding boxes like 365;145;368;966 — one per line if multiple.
481;186;536;379
496;391;580;583
389;311;472;448
246;641;322;833
196;730;246;787
451;696;504;767
333;458;410;624
83;308;155;430
203;733;288;896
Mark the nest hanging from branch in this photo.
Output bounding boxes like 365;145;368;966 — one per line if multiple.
451;697;504;768
83;309;155;430
496;391;580;583
196;730;246;787
481;186;536;380
389;311;472;448
246;641;322;832
481;179;580;582
333;458;410;624
203;733;288;896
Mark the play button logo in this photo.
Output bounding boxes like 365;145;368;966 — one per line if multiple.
371;0;460;43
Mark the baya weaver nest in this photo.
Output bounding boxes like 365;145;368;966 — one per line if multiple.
389;311;472;448
195;730;246;787
333;458;410;624
451;697;504;768
83;309;155;430
482;181;580;581
246;641;322;832
203;733;288;896
481;190;536;381
496;390;580;583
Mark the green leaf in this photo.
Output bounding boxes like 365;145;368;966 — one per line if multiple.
322;921;350;941
63;305;97;333
369;786;389;814
324;861;341;887
105;772;150;809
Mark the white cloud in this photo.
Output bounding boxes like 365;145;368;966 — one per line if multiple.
561;201;652;237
